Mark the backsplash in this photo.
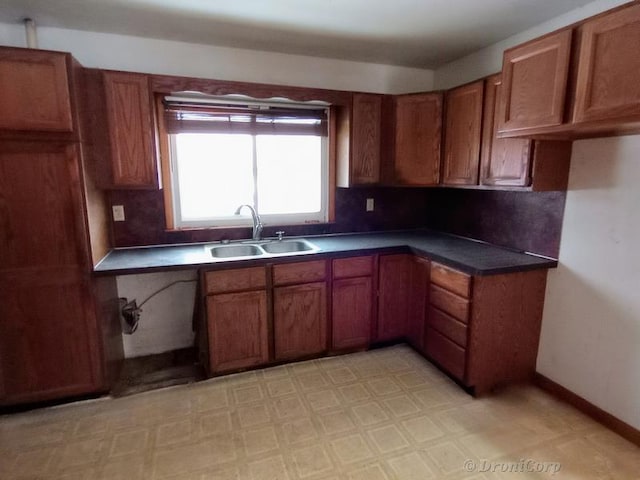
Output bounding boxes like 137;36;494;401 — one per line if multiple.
423;189;566;258
109;187;565;258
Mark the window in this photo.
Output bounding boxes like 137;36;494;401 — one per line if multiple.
161;95;330;229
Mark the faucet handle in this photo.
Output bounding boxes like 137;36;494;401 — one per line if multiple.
276;231;285;241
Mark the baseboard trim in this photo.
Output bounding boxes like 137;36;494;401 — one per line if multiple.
534;372;640;447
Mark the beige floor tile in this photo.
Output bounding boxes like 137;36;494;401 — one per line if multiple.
1;344;638;480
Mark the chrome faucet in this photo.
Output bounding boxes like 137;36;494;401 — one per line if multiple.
234;204;263;240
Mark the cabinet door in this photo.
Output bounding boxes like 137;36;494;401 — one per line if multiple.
0;49;73;132
377;254;411;341
274;282;327;360
207;290;269;373
0;270;102;405
498;29;572;133
480;74;532;187
394;93;442;185
351;93;382;185
332;276;372;350
103;71;158;188
407;257;429;352
442;81;484;185
573;3;640;123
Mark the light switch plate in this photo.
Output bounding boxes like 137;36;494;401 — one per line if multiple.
112;205;125;222
366;198;374;212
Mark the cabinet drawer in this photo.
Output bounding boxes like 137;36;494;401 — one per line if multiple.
425;327;466;381
273;260;327;286
429;284;470;323
204;267;266;294
427;306;467;348
333;256;373;279
431;262;471;298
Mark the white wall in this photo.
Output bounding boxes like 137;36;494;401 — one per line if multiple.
434;0;628;89
116;270;198;358
538;137;640;429
433;0;640;429
0;22;434;94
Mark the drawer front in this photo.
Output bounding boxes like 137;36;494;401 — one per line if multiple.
273;260;327;286
427;306;468;348
332;256;374;279
205;267;266;294
429;284;470;323
425;326;466;381
431;262;471;298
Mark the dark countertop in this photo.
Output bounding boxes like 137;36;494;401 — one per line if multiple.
93;230;557;276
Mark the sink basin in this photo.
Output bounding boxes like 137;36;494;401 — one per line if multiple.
209;244;264;258
261;239;318;254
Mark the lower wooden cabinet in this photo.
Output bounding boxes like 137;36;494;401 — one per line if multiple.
424;262;548;394
377;254;411;341
203;266;269;374
331;256;374;350
407;257;429;352
201;255;549;396
207;290;269;373
274;282;327;360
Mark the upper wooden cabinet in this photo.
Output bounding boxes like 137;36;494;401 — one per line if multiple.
394;92;443;185
498;29;572;134
481;74;533;187
336;93;391;187
573;3;640;124
442;81;484;185
103;71;159;189
0;48;73;133
498;2;640;138
350;93;382;184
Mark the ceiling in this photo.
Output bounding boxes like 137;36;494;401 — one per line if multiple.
0;0;595;68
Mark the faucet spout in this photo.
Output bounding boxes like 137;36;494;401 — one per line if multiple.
234;204;263;240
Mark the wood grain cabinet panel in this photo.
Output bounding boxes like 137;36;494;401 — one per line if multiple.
332;276;372;350
442;81;484;185
207;290;269;373
407;256;429;352
350;93;382;185
481;74;532;187
394;93;443;185
273;260;326;286
0;48;73;132
430;262;471;298
498;29;572;133
274;282;327;360
103;71;158;188
573;3;640;123
424;327;466;381
377;254;411;341
0;270;103;404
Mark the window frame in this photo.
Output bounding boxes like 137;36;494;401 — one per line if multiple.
156;93;337;232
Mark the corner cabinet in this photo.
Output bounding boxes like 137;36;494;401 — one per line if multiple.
393;93;443;185
0;48;74;133
481;73;572;190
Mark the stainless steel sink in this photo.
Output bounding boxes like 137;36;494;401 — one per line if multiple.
209;244;264;258
261;239;318;254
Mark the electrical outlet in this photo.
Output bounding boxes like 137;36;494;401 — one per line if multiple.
112;205;125;222
366;198;374;212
